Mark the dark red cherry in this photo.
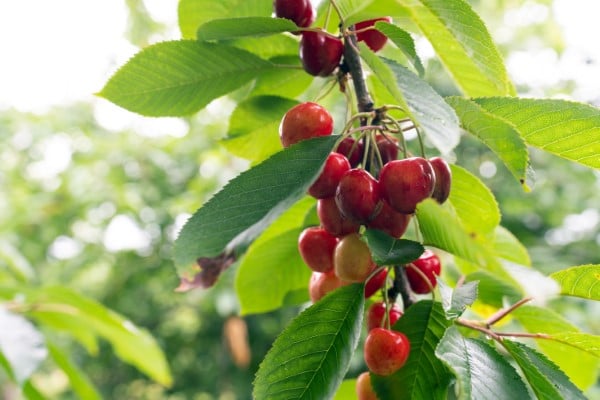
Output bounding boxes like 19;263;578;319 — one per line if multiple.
279;102;333;148
367;201;411;238
299;30;344;77
317;198;361;237
298;227;338;273
367;301;403;331
355;17;392;52
364;268;388;298
335;137;364;167
335;169;381;224
379;157;435;214
375;134;399;165
429;157;452;204
308;153;351;199
405;249;441;294
274;0;315;28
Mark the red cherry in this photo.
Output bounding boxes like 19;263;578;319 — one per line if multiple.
364;268;387;298
308;153;351;199
299;30;344;77
355;17;392;52
379;157;435;214
364;328;410;376
375;134;398;165
405;249;441;294
274;0;315;28
333;233;376;282
367;201;411;238
335;169;381;224
335;137;364;167
309;270;347;302
356;372;378;400
366;301;403;331
429;157;452;204
317;197;360;237
298;227;338;273
279;102;333;148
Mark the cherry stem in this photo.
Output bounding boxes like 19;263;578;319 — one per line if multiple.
390;265;417;310
416;127;426;158
485;297;533;328
343;25;374;121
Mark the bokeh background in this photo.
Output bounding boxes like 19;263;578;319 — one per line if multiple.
0;0;598;398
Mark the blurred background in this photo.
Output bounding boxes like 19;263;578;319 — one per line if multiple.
0;0;598;398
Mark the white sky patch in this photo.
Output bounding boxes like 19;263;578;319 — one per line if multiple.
48;235;82;260
103;214;151;252
25;134;73;180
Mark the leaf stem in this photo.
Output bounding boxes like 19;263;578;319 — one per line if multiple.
485;297;532;328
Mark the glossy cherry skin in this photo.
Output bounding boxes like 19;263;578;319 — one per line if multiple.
356;372;378;400
364;268;388;298
274;0;315;28
429;157;452;204
405;249;441;294
379;157;435;214
298;227;338;273
364;328;410;376
279;102;333;148
299;30;344;77
335;169;381;224
367;301;403;331
355;17;392;52
336;137;364;167
317;198;360;237
367;201;411;238
334;233;376;282
375;134;398;165
309;270;348;302
308;153;351;199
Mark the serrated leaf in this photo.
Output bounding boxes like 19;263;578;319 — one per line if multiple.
446;97;531;189
399;0;514;97
474;97;600;170
363;229;424;266
503;340;585;400
448;164;501;234
374;21;424;76
197;17;298;41
178;0;272;39
0;308;47;384
372;301;451;399
550;264;600;300
174;136;337;279
47;342;101;400
438;280;478;319
253;284;364;400
436;326;529;400
99;41;273;117
360;48;460;154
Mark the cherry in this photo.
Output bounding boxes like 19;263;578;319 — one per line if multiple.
367;201;411;238
309;270;347;302
375;134;398;165
298;227;338;273
333;233;376;282
317;197;360;237
308;153;351;199
429;157;452;204
274;0;315;28
299;30;344;77
405;249;441;294
335;169;381;224
366;301;403;331
364;268;387;298
335;137;364;167
356;372;378;400
379;157;435;214
279;102;333;148
355;17;392;53
364;328;410;376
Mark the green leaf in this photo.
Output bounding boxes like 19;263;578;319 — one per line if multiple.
448;164;501;234
493;226;531;266
333;379;358;400
399;0;514;97
0;308;47;384
22;380;47;400
253;284;364;400
197;17;298;41
503;340;585;400
465;271;521;308
438;280;479;319
374;21;424;76
222;95;298;163
550;264;600;300
363;229;424;266
546;332;600;359
178;0;272;39
99;41;273;117
0;242;34;282
232;35;299;59
336;0;376;23
446;97;531;189
360;48;460;154
435;326;529;400
47;342;102;400
174;136;337;278
474;97;600;170
372;301;451;399
252;56;313;99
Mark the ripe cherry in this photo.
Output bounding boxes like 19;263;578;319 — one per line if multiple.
367;201;411;238
298;227;338;273
335;169;381;224
317;198;360;237
364;328;410;376
364;268;387;298
366;301;403;331
375;134;398;165
299;30;344;77
355;17;392;53
308;153;351;199
429;157;452;204
279;102;333;148
379;157;435;214
336;137;364;167
356;372;378;400
309;270;347;302
334;233;376;282
405;249;441;294
274;0;315;28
